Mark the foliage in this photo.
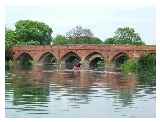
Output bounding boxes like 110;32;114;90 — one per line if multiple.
15;20;53;45
137;54;156;72
52;35;68;45
16;40;40;45
5;28;17;49
6;21;146;47
114;54;128;68
5;20;53;60
66;26;93;39
52;35;103;45
104;37;115;44
121;59;138;73
67;37;103;44
104;27;145;45
64;25;103;44
5;28;18;61
96;60;105;70
136;54;156;84
121;54;155;74
121;54;156;85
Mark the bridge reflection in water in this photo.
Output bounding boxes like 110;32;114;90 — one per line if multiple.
5;64;155;117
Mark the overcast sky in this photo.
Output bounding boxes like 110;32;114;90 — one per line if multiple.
6;4;155;44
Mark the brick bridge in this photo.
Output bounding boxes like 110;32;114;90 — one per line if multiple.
11;45;156;70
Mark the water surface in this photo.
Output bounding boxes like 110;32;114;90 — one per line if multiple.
5;65;156;117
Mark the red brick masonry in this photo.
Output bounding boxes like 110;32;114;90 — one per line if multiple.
12;45;156;64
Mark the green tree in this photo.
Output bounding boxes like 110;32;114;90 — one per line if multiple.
105;27;145;45
121;59;138;73
104;37;115;44
67;37;102;44
5;28;17;49
66;26;93;39
15;20;53;45
137;54;156;85
52;35;68;45
120;54;156;85
65;26;103;44
5;28;18;61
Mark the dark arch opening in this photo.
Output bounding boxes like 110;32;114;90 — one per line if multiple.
39;52;57;70
63;52;81;69
89;57;105;70
149;53;156;56
16;53;33;69
85;52;105;70
39;52;57;65
113;52;129;67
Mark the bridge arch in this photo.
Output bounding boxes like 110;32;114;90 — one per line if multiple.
149;52;156;55
38;52;57;65
84;52;105;70
16;52;33;67
16;52;33;61
112;52;129;67
61;51;81;69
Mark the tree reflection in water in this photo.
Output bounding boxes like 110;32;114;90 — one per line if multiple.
5;63;156;117
11;72;49;106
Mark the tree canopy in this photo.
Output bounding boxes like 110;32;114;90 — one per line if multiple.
15;20;53;45
104;27;145;45
64;26;103;44
52;35;103;45
5;20;146;48
5;28;17;61
52;35;67;45
66;26;94;39
5;28;17;49
67;37;103;44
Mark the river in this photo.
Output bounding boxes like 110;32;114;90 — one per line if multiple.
5;65;156;118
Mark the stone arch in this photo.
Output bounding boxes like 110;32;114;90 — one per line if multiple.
148;52;156;56
38;52;57;65
16;52;34;68
16;52;33;61
84;52;106;70
111;52;129;67
61;51;81;69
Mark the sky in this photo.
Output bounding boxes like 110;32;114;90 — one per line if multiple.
6;4;155;44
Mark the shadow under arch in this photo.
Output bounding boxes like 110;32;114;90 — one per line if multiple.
84;52;105;70
38;52;57;65
16;52;33;70
61;51;81;69
148;52;156;56
38;52;58;70
112;52;129;67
